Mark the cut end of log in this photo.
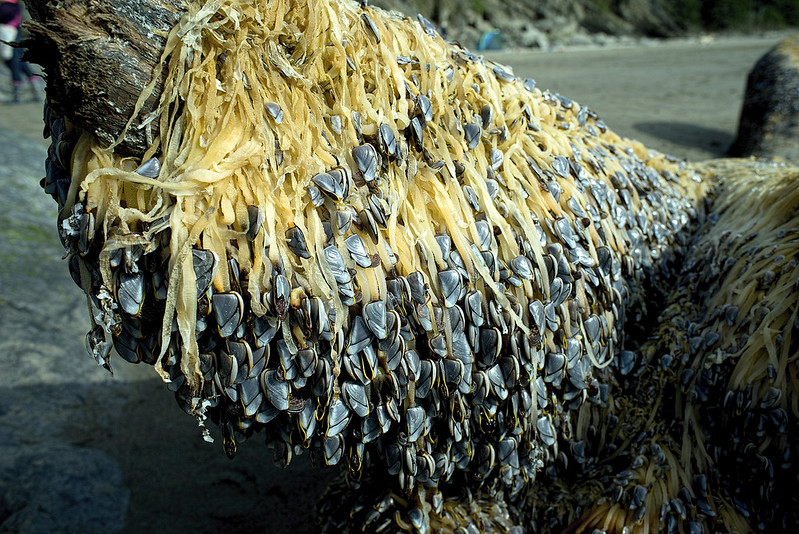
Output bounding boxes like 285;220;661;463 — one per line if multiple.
22;0;187;155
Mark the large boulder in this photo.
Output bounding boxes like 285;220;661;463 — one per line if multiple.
729;33;799;161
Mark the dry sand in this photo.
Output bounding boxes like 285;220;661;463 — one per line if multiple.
0;31;790;533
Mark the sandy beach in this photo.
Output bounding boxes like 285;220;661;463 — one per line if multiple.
0;31;791;533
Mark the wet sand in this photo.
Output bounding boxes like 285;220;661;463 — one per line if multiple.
487;33;788;162
0;32;789;533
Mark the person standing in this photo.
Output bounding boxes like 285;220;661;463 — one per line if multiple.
1;0;41;103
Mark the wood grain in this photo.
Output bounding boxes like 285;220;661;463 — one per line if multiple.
23;0;187;155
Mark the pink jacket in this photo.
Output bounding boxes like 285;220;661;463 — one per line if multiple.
0;1;21;29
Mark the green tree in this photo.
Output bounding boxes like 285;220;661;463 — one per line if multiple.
671;0;704;28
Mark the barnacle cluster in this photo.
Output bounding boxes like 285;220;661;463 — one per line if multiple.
38;0;796;532
524;160;799;534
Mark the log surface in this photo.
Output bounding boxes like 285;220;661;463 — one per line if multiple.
23;0;188;155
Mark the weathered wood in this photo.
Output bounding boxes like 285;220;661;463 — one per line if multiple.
23;0;188;155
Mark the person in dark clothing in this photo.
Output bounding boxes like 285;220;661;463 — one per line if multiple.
1;0;41;103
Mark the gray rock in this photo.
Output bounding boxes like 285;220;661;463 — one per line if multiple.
579;1;635;36
729;33;799;161
0;443;129;533
567;30;597;47
520;25;550;49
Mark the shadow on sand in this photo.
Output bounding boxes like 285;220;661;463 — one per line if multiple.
0;379;337;533
0;126;335;534
633;121;736;159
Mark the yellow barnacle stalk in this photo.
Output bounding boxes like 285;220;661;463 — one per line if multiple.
68;0;706;394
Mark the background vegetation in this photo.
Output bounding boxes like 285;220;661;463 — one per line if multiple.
669;0;799;30
402;0;799;33
587;0;799;31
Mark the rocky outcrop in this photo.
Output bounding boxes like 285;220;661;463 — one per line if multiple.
373;0;579;49
371;0;684;49
729;33;799;161
613;0;684;37
0;441;129;532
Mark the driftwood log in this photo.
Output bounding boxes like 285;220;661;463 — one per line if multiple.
23;0;187;155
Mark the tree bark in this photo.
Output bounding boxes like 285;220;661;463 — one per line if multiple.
22;0;188;156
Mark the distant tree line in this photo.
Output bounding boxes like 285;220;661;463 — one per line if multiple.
585;0;797;31
378;0;797;38
665;0;797;30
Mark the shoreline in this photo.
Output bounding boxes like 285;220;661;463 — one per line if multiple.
494;28;798;54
